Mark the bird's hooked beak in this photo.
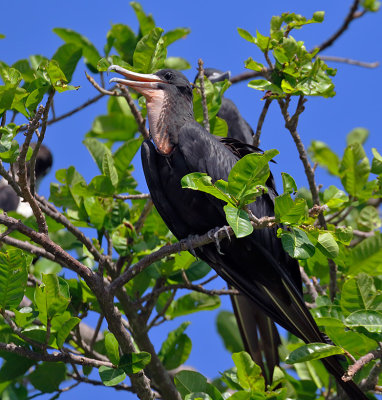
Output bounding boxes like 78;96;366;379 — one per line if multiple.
108;65;167;99
108;65;173;155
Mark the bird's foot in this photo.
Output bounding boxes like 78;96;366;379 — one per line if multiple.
208;227;224;255
223;225;231;242
184;234;198;258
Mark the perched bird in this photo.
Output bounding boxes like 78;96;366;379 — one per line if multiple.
109;65;367;399
195;68;281;383
0;144;53;216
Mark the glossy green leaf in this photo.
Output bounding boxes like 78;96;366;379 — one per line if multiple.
228;150;278;201
237;28;255;43
341;274;375;316
181;172;232;204
133;27;166;73
216;311;244;354
106;24;136;63
83;138;112;172
345;310;382;332
275;194;308;224
53;28;101;71
371;148;382;175
113;138;143;177
167;292;221;318
323;185;348;209
56;316;80;348
232;351;264;392
0;249;28;311
88;114;138;141
175;370;208;399
248;79;283;95
224;205;253;238
34;274;70;325
29;362;66;393
281;172;297;194
316;232;339;258
119;352;151;374
102;152;118;188
308;141;339;176
244;57;264;72
25;87;49;112
105;332;120;365
279;227;315;259
346;127;369;145
162;28;191;47
349;234;382;275
98;366;126;386
285;343;344;364
130;2;156;36
158;322;192;370
52;43;82;82
340;143;370;197
46;60;79;92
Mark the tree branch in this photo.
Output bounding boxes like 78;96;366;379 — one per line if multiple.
317;55;379;68
197;59;210;132
230;70;268;84
253;99;272;147
114;193;151;200
343;349;382;382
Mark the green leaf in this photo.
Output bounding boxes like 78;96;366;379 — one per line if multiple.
83;138;112;172
285;343;344;364
34;274;70;325
102;152;118;188
313;11;325;22
47;60;79;92
105;332;120;365
244;57;264;72
216;311;244;354
348;234;382;275
279;227;315;259
130;2;156;36
106;24;137;63
316;232;339;258
362;0;381;11
53;28;101;71
346;127;369;146
340;143;370;197
181;172;232;204
371;148;382;175
52;43;82;83
232;351;264;392
98;366;126;386
0;353;34;383
29;362;66;393
323;185;348;209
25;87;49;112
237;28;255;43
0;249;28;311
158;321;192;370
56;316;80;348
224;205;253;238
341;274;375;316
185;393;212;400
167;292;221;318
358;205;381;231
162;28;191;47
113;138;143;177
248;79;283;95
228;150;278;202
308;141;340;176
119;352;151;374
274;194;308;224
133;27;166;73
281;172;297;194
164;57;191;70
88;114;138;141
345;310;382;332
175;370;207;399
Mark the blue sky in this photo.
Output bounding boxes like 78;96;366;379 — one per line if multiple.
1;1;382;399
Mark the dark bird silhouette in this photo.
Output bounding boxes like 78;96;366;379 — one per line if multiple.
195;68;281;383
0;144;53;215
109;65;367;399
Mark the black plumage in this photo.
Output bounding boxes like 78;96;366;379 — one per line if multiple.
109;66;367;399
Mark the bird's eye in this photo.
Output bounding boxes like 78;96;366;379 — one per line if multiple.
164;72;173;80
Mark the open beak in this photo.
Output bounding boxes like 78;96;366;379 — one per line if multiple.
108;65;166;98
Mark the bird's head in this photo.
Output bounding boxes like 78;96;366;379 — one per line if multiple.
109;66;193;155
195;68;231;84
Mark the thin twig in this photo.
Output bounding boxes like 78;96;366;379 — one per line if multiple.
343;349;382;382
85;72;118;96
300;266;318;302
230;70;268;84
313;0;362;53
253;99;272;147
198;59;210;132
67;373;139;393
147;290;177;330
29;90;54;195
318;55;379;69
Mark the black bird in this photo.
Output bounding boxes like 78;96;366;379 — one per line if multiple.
109;66;367;399
0;144;53;215
196;68;281;383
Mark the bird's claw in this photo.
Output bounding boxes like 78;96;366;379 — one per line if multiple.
208;227;224;255
185;235;198;258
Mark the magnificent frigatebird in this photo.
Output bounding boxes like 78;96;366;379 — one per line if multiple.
195;68;281;383
109;65;367;399
0;144;53;216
